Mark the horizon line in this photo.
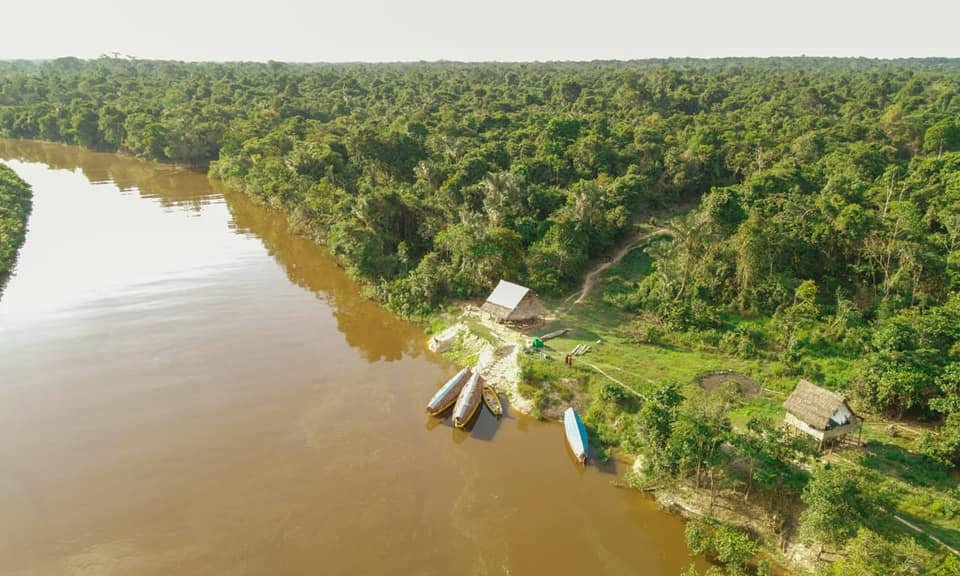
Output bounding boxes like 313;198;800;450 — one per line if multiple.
4;54;960;66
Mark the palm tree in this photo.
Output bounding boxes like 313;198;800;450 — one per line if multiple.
659;212;707;300
481;171;519;227
570;181;601;228
414;160;441;191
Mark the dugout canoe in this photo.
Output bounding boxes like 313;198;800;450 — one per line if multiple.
452;372;482;429
563;407;589;464
482;386;502;418
426;367;471;416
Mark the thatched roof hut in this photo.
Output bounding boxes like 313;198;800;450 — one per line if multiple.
481;280;546;323
783;379;861;448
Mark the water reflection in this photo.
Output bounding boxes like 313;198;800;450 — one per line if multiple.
222;184;423;362
0;138;423;363
0;139;214;210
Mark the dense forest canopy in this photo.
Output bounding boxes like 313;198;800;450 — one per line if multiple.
1;58;958;309
2;57;960;424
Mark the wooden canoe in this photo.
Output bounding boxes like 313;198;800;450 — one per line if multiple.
426;367;471;415
452;372;482;429
563;407;589;464
482;386;502;418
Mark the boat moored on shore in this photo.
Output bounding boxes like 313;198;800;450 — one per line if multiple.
426;367;471;415
482;386;502;418
452;371;482;428
563;407;588;464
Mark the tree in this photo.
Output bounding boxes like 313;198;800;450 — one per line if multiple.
668;391;732;501
71;107;100;148
435;222;524;296
684;520;758;575
800;465;883;554
923;120;960;158
736;418;810;503
480;171;521;227
635;382;681;479
821;529;935;576
649;211;708;301
712;524;758;573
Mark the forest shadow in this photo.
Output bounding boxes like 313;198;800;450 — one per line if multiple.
862;440;959;490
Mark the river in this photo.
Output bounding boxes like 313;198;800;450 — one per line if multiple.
0;139;704;575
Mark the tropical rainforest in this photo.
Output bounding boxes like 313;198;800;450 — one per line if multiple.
1;57;960;574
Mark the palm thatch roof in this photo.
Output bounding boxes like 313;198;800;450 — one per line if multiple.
784;379;857;431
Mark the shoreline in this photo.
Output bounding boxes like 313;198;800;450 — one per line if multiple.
427;305;538;416
0;161;33;299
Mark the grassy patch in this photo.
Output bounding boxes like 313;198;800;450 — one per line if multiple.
441;333;480;368
464;317;498;345
518;352;592;419
729;396;787;429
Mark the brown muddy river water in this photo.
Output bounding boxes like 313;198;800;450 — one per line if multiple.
0;140;704;575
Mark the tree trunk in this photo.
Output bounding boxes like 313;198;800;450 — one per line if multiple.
708;468;718;515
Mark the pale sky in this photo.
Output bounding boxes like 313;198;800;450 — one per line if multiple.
3;0;958;62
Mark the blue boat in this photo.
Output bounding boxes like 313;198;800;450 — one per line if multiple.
426;367;471;415
563;407;588;464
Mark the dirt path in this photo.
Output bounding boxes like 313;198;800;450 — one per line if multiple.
564;228;668;311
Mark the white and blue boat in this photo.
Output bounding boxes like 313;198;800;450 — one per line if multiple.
563;407;589;464
426;367;471;415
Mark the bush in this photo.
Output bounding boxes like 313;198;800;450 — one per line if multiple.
719;327;759;359
684;520;759;574
627;318;663;344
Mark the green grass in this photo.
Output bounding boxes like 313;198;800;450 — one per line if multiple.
518;352;592;419
441;333;480;368
464;317;498;345
728;396;786;429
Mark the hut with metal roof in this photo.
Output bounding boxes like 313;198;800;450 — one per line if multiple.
481;280;546;323
783;379;862;450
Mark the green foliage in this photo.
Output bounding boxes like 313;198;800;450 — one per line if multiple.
855;295;960;417
684;519;759;575
818;529;949;576
0;162;32;293
734;418;811;505
800;464;885;548
685;520;712;556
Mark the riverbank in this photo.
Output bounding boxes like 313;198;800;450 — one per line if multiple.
427;305;537;415
0;161;32;294
426;229;960;575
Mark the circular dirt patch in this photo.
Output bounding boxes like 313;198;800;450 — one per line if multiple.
696;371;762;397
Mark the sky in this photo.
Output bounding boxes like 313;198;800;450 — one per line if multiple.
3;0;959;62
